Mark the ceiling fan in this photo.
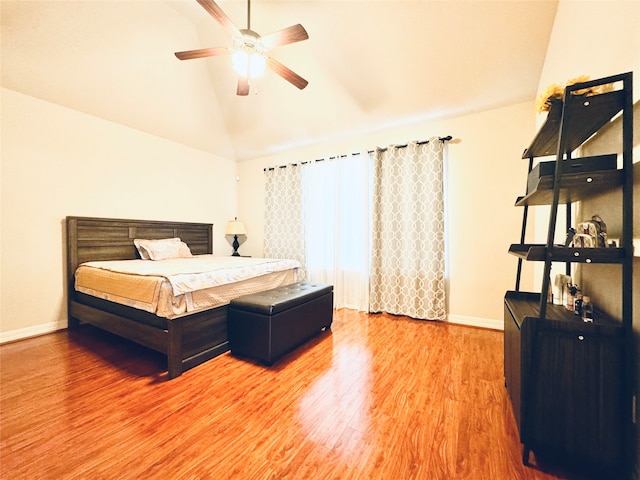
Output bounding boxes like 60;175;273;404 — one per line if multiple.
175;0;309;96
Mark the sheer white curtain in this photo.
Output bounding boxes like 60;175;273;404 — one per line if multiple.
301;153;372;311
263;165;306;279
369;139;446;320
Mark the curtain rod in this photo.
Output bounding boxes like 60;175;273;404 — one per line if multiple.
369;135;452;154
264;157;338;171
263;136;452;171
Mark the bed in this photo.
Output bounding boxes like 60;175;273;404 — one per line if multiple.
66;216;300;379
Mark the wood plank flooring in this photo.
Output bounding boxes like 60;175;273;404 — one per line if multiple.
1;309;571;479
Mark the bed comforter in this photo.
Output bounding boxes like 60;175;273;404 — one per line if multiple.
75;255;301;319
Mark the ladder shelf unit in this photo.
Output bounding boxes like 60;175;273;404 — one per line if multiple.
503;72;633;477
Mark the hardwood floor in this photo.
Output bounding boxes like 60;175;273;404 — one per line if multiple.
1;309;571;479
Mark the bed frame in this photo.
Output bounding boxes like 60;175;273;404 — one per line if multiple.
66;216;229;379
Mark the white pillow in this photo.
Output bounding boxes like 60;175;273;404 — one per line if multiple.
134;238;193;260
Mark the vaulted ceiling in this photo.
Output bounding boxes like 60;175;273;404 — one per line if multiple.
1;0;558;161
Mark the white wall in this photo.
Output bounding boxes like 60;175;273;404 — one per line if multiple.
537;0;640;99
237;101;538;329
0;88;238;341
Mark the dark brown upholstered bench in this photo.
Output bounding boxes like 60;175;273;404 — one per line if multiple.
228;282;333;365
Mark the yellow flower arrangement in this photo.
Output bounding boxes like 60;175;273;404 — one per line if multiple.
535;75;614;113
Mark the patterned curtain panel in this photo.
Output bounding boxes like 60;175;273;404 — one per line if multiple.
370;139;446;320
263;165;306;279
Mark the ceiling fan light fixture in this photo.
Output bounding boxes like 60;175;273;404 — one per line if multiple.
231;32;267;78
231;48;266;78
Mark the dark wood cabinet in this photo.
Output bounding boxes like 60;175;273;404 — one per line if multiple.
504;72;633;477
505;291;625;472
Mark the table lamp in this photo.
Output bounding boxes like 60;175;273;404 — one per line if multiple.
225;218;247;256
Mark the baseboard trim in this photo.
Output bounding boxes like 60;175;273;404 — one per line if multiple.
1;315;503;343
0;321;66;344
447;314;503;331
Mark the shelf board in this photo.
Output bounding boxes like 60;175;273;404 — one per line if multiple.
515;169;624;206
522;90;625;159
504;290;622;332
508;244;626;263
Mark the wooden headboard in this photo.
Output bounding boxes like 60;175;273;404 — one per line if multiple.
66;216;213;297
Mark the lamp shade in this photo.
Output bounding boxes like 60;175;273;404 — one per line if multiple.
225;220;247;236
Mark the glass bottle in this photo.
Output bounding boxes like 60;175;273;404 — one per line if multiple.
573;292;583;316
566;284;578;311
582;296;594;322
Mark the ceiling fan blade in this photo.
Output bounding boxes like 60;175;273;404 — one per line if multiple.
266;57;308;90
260;24;309;50
197;0;241;37
175;46;230;60
237;77;250;96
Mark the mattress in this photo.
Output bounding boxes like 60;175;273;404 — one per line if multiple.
75;255;302;319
